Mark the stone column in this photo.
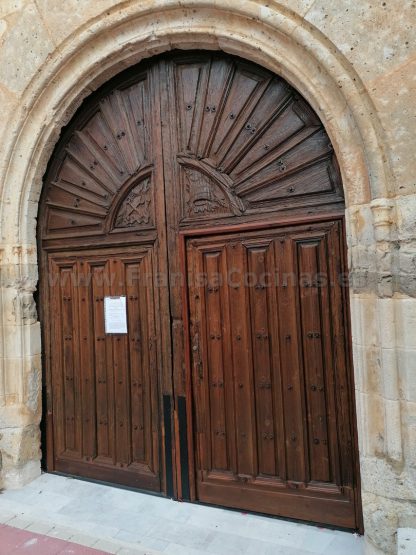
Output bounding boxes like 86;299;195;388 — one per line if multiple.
348;194;416;554
0;244;42;488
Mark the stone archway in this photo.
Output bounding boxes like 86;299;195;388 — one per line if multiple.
0;3;403;554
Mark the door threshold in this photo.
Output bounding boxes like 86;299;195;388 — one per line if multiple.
191;498;361;534
45;470;167;499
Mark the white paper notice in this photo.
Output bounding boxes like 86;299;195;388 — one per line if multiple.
104;296;128;334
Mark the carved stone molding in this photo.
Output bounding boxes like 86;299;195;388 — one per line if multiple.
13;290;38;325
370;198;395;242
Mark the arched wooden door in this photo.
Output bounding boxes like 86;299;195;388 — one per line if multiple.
39;52;361;528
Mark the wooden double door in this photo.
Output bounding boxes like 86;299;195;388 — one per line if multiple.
39;52;361;529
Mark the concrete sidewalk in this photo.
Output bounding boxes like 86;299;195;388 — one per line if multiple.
0;474;363;555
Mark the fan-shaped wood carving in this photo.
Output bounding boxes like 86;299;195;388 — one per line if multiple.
172;57;342;220
41;53;343;244
42;75;152;240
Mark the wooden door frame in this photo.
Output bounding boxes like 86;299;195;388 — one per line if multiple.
35;49;363;529
177;210;363;531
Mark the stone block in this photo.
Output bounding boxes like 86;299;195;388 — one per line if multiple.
384;398;403;462
2;322;41;359
304;0;416;83
1;424;41;488
370;56;416;197
398;349;416;403
377;299;397;350
350;295;379;348
354;343;383;396
396;195;416;242
356;391;385;457
396;298;416;349
34;0;121;44
361;490;399;555
380;349;399;400
2;459;41;489
0;2;54;94
347;204;375;247
398;528;416;555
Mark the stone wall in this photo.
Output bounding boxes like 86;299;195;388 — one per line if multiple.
0;2;415;553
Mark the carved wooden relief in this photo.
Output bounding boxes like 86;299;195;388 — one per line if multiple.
114;177;153;229
180;160;245;221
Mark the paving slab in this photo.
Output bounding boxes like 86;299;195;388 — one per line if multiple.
0;474;364;555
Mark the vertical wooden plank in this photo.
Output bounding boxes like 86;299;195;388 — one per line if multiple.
60;264;78;454
197;245;213;476
78;259;97;461
180;232;196;500
91;262;112;460
111;257;131;466
178;61;210;156
49;259;65;458
126;260;146;464
265;240;286;481
297;240;331;483
174;61;206;152
187;242;209;477
143;250;160;478
204;250;228;471
197;57;233;158
316;231;341;487
210;64;266;158
275;236;308;483
227;241;257;478
218;244;238;477
247;242;277;477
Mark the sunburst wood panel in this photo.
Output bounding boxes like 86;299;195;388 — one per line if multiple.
43;76;153;239
172;55;343;221
42;53;344;241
